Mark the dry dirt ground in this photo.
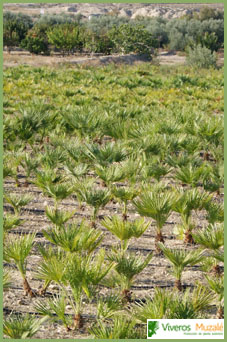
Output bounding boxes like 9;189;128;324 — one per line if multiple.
3;50;224;69
4;169;223;338
3;3;224;20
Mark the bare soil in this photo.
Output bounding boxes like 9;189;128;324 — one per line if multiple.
4;170;223;338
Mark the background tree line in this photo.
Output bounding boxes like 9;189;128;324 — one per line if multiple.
3;6;224;57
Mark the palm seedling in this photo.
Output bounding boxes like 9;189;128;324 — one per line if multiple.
142;158;172;183
96;294;124;320
4;232;36;296
106;250;153;302
4;193;33;215
205;275;224;318
64;161;89;181
64;249;114;328
42;220;103;255
204;201;224;224
158;243;204;291
95;164;128;188
45;206;76;227
3;314;47;339
89;315;145;339
168;284;214;318
84;141;128;166
102;215;149;253
41;182;74;208
133;187;174;253
172;188;212;244
131;287;174;322
20;153;39;187
111;186;139;220
202;163;224;195
175;163;204;188
34;166;62;192
3;214;24;242
34;293;72;331
192;223;224;275
76;186;111;226
40;145;67;169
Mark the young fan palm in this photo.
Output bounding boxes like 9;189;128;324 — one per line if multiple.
3;214;23;234
192;223;224;275
65;249;114;328
76;187;111;226
101;215;149;253
175;163;204;188
204;201;224;224
20;153;39;187
4;193;33;215
4;232;36;296
42;221;103;255
106;250;153;302
64;162;89;181
173;188;212;244
205;275;224;318
95;164;128;187
42;183;74;208
142;158;172;183
89;315;145;339
84;141;128;166
133;188;174;253
34;293;72;331
3;314;47;339
111;186;139;220
158;243;204;291
45;206;76;227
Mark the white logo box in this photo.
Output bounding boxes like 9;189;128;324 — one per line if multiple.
147;319;224;339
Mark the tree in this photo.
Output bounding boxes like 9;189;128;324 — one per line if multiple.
20;23;50;55
47;23;84;55
3;11;33;52
109;24;158;56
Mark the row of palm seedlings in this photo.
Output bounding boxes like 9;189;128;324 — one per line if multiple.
3;64;224;338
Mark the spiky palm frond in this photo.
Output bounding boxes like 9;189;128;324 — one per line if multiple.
4;233;35;277
191;283;214;313
64;162;89;180
77;187;111;221
3;270;12;291
132;288;174;322
95;164;128;186
84;141;128;166
175;164;204;187
158;243;204;289
102;215;149;246
40;146;67;169
133;190;174;230
89;316;145;339
205;201;224;224
111;186;139;203
97;294;124;320
192;223;224;251
34;248;68;285
3;314;47;339
20;153;39;180
65;249;114;299
42;221;103;254
34;294;72;330
4;193;33;215
205;275;224;302
142;159;172;182
34;167;62;190
3;214;23;232
45;206;75;227
107;251;152;291
42;183;74;204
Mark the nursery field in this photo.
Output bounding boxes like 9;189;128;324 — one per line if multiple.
3;63;224;339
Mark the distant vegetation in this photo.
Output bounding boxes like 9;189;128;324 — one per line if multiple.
3;6;224;60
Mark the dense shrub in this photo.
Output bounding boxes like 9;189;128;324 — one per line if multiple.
109;24;158;56
3;11;33;51
84;30;114;54
47;24;84;55
20;23;50;55
186;44;217;69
